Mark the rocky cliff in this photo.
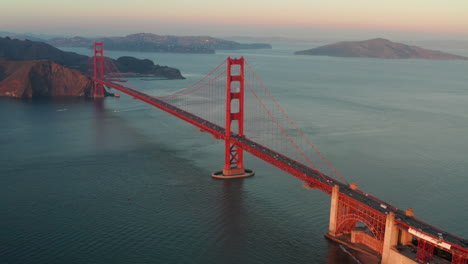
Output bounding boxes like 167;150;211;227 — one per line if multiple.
295;38;468;60
48;33;272;54
0;59;92;98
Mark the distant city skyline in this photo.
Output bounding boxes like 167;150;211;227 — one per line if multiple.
2;0;468;41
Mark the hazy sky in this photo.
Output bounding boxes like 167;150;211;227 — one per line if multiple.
2;0;467;40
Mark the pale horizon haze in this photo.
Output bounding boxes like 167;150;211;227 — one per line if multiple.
1;0;468;41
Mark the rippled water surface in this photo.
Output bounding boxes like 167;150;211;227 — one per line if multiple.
1;44;467;264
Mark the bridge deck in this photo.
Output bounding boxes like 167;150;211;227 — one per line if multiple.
98;79;467;252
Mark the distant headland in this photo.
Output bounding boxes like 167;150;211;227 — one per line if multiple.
0;37;184;98
47;33;272;54
295;38;468;60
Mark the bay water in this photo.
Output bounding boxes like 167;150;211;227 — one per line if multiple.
1;43;467;264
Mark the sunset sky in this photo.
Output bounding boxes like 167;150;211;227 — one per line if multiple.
2;0;467;40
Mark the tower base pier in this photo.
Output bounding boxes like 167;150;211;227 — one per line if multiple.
211;169;255;179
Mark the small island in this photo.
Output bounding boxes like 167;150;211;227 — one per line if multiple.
295;38;468;60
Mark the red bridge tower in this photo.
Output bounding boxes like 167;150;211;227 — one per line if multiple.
93;42;105;97
212;57;254;179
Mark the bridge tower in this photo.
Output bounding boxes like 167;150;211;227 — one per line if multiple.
212;57;254;179
93;42;105;98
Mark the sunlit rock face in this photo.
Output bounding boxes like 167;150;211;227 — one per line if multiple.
0;59;92;98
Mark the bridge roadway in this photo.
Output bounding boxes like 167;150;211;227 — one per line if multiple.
98;79;468;252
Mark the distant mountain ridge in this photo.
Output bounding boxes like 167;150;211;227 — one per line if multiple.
295;38;468;60
0;31;45;42
48;33;272;54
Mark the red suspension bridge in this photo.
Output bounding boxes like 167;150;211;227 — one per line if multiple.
91;42;467;264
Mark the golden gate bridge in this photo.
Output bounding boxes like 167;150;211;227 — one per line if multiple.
91;42;467;264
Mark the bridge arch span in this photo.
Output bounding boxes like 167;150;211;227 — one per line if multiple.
336;214;384;240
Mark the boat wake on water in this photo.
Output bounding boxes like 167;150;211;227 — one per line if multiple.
339;245;363;264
